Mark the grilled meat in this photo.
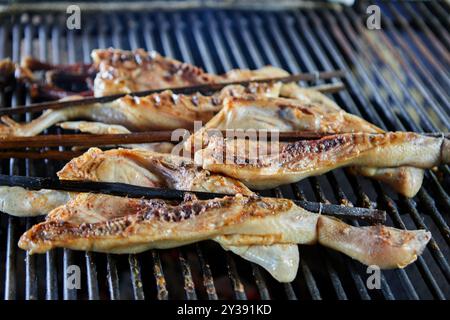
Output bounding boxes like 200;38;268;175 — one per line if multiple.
0;58;16;87
0;83;280;137
186;92;427;197
196;132;449;189
1;148;299;281
0;148;252;217
92;48;219;97
258;68;424;197
57;147;253;195
185;96;382;151
19;193;431;271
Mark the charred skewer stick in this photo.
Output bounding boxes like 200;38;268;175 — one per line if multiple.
0;174;386;223
0;70;346;116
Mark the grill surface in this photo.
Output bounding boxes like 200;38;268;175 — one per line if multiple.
0;0;449;300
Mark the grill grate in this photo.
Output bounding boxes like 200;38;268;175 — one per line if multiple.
0;0;449;300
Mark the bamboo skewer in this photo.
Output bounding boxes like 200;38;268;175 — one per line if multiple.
0;130;447;151
0;174;386;223
0;70;345;116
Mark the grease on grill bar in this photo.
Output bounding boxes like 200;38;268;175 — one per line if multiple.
0;0;449;300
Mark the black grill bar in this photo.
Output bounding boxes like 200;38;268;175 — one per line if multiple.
178;250;198;300
85;252;99;300
22;15;38;301
402;2;450;62
225;253;247;300
429;2;450;30
417;2;450;50
4;216;16;300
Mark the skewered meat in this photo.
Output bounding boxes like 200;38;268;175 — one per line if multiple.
186;94;427;196
0;148;252;217
92;50;427;197
5;147;302;281
196;132;449;189
185;96;382;151
57;147;253;195
19;193;431;272
0;149;300;280
0;83;280;137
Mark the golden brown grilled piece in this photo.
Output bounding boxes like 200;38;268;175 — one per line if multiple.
184;96;382;152
92;48;290;96
279;82;427;197
0;83;281;137
184;85;428;197
0;148;301;281
0;148;252;218
92;48;219;96
19;193;430;270
196;132;449;190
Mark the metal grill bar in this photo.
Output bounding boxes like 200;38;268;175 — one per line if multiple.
418;2;450;50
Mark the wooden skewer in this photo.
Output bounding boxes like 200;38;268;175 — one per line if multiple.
0;130;334;150
0;130;447;151
0;70;346;116
0;174;386;223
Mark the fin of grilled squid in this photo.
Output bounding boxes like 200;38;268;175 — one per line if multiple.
348;166;425;198
317;215;431;268
0;186;73;217
217;241;300;283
